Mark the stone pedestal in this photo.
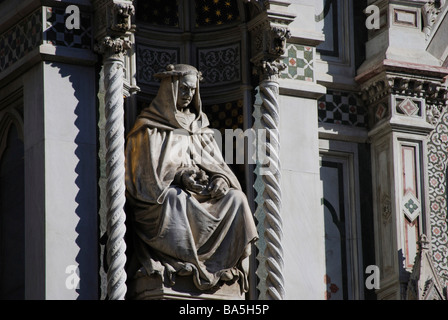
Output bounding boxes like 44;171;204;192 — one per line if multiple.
127;274;245;300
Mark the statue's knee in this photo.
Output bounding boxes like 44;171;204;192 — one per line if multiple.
164;187;183;201
226;189;247;203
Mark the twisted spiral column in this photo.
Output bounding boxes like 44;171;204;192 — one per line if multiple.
103;56;127;300
257;78;285;300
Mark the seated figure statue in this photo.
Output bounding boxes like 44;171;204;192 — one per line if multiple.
125;64;258;295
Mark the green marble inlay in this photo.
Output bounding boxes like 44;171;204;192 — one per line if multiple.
281;43;314;82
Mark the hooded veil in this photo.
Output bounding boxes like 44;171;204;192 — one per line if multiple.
125;64;258;293
129;63;208;133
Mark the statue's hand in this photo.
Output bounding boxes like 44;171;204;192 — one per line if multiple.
196;170;209;186
208;177;229;199
181;169;207;193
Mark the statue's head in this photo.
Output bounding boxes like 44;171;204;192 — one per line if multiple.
154;64;203;111
150;64;208;127
176;73;197;110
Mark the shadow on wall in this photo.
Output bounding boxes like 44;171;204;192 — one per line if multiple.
50;61;98;300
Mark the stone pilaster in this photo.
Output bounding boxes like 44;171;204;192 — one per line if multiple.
93;0;135;300
358;0;448;300
358;67;448;299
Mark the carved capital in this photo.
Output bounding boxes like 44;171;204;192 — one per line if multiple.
268;26;291;57
93;0;135;41
247;1;293;85
250;24;290;81
257;60;287;82
250;24;291;60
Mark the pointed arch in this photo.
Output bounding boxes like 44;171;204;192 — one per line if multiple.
0;93;24;161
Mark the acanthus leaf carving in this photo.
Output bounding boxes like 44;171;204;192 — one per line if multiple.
95;36;132;56
250;24;291;81
258;60;287;81
423;0;447;41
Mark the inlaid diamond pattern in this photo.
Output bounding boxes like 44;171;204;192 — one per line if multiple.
398;98;419;117
403;192;421;222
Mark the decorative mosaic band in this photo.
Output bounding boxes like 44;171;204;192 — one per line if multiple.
280;43;314;82
136;42;241;87
318;89;367;128
0;6;93;74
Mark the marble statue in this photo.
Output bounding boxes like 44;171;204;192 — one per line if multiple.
125;64;258;294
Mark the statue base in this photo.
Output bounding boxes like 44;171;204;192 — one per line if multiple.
127;273;245;300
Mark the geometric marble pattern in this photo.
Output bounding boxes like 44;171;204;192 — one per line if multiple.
44;6;93;50
318;90;367;127
281;43;314;82
324;274;340;300
403;192;420;222
397;98;419;117
427;108;448;282
0;6;93;74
